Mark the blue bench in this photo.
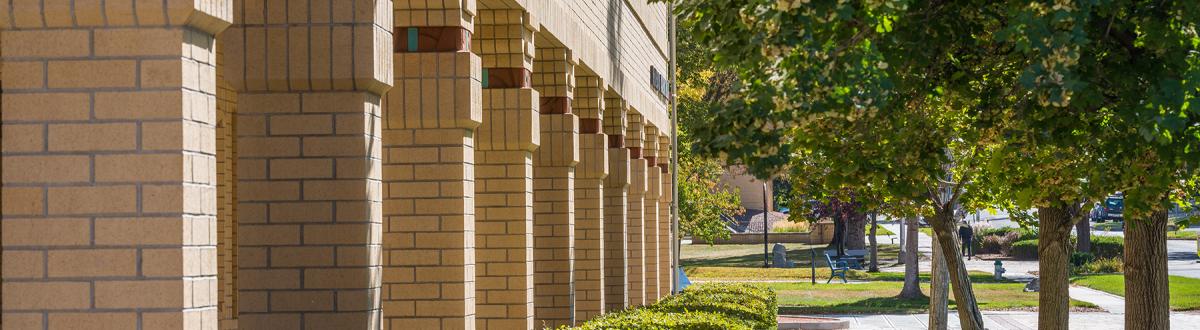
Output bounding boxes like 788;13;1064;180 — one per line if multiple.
823;252;850;283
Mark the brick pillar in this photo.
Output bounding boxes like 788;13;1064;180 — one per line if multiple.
572;74;608;321
473;9;539;330
384;2;482;328
0;3;231;329
601;96;630;311
642;128;662;302
215;47;241;329
624;114;648;306
657;135;674;297
531;46;579;327
221;1;392;328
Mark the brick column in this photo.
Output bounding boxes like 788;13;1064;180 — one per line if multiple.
624;114;648;306
473;9;539;330
601;96;630;311
221;1;392;328
642;128;662;302
384;2;482;329
572;73;608;321
531;46;579;328
657;136;674;297
0;3;231;329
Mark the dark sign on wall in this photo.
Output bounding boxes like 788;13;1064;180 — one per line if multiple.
650;66;672;101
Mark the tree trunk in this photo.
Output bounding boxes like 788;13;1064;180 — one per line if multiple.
929;237;949;330
1076;213;1091;253
846;210;867;250
899;216;924;299
930;212;986;330
899;217;907;262
869;213;879;272
1037;205;1076;330
1125;207;1170;330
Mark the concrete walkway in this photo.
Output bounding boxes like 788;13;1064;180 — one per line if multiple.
813;311;1200;330
1068;286;1125;314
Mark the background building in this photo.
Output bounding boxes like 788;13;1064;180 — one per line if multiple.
0;1;675;329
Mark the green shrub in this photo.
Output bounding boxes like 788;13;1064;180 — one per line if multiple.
651;283;777;330
1070;252;1095;267
1010;239;1039;259
566;283;777;330
1016;228;1039;241
1079;257;1123;274
1089;236;1124;259
977;227;1017;238
568;309;752;330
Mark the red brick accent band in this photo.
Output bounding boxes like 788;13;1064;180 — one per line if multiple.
608;135;625;148
485;68;532;89
660;166;669;174
628;147;642;159
540;97;572;114
579;119;602;134
644;156;656;165
394;27;471;52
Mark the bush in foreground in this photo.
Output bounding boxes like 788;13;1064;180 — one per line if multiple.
564;283;777;330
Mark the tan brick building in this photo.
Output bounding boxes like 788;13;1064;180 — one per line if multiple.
0;0;677;329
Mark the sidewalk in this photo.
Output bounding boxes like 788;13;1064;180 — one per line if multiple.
813;311;1200;330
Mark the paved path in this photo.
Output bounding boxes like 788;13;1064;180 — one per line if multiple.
880;223;1200;279
1068;286;1125;314
809;312;1200;330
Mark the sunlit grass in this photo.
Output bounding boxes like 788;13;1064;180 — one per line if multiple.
1071;274;1200;311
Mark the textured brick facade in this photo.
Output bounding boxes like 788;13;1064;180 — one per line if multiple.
572;74;608;322
1;1;673;329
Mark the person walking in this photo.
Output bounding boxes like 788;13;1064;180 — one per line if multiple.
958;222;974;260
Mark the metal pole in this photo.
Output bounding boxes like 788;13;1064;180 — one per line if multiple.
810;248;816;285
668;0;682;294
763;182;770;268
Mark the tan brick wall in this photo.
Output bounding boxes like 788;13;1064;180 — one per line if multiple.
1;2;232;329
220;1;392;327
601;94;630;312
531;115;578;327
473;8;540;330
531;45;580;328
643;166;661;302
642;128;661;302
624;112;647;306
572;74;608;322
382;50;482;329
231;91;385;329
658;136;674;297
625;158;648;307
215;46;240;329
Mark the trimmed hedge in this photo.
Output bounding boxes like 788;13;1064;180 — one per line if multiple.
1010;239;1039;259
1088;235;1124;259
565;283;777;330
1008;236;1124;260
569;309;752;330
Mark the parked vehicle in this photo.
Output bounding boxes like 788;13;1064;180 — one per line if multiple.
1096;194;1124;222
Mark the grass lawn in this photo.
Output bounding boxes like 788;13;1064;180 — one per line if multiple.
1167;230;1197;240
1071;274;1200;311
870;224;896;236
770;281;1097;314
681;243;902;268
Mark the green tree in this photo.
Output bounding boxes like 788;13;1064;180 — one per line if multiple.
674;32;746;242
674;1;1018;327
984;2;1200;328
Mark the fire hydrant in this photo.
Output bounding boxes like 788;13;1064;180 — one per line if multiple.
994;260;1006;280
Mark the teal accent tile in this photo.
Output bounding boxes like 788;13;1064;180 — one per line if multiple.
407;28;418;52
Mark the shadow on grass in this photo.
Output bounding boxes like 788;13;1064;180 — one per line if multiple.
779;296;929;314
683;245;903;268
